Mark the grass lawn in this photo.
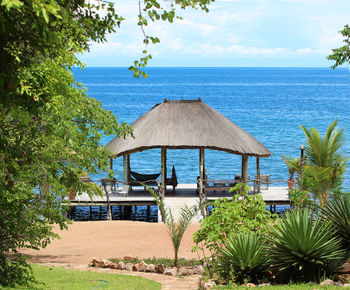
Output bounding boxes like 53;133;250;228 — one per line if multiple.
217;284;348;289
6;264;161;290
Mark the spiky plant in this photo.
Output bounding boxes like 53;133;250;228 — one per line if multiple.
322;195;350;252
146;186;199;267
216;232;269;284
269;209;345;282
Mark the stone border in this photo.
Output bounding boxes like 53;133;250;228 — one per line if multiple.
91;257;204;277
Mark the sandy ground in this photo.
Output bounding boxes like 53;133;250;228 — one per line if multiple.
23;220;202;266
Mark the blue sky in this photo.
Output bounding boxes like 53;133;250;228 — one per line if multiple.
81;0;350;67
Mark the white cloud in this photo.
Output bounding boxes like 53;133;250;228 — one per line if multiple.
178;19;216;36
81;0;350;66
296;48;312;54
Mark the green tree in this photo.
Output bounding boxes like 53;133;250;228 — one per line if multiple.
328;25;350;68
0;0;213;286
300;120;348;208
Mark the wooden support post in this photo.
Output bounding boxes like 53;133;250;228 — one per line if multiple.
134;206;137;220
161;148;167;196
300;145;304;186
146;205;150;221
199;148;209;218
123;155;127;186
199;148;205;182
125;206;132;219
89;206;92;220
127;155;130;183
109;158;113;170
101;179;112;220
241;155;248;183
107;201;111;220
256;157;261;193
99;206;102;220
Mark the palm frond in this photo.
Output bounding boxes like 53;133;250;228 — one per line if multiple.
145;185;199;267
300;120;348;206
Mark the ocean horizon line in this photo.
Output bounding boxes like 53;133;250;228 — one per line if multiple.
76;66;349;70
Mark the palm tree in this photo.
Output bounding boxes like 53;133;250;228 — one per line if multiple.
300;119;348;207
146;186;199;268
282;155;301;180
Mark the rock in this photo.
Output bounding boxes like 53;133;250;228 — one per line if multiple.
133;261;148;272
109;262;119;269
133;263;141;271
125;263;133;271
91;257;102;267
123;254;134;261
178;267;189;276
193;265;205;274
164;267;178;276
101;259;113;268
245;283;256;287
259;283;271;287
156;264;165;274
343;283;350;287
188;268;194;275
203;281;216;289
140;261;148;271
118;261;126;270
320;279;335;286
145;264;156;272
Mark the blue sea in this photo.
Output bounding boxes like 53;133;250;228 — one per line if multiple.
73;67;350;191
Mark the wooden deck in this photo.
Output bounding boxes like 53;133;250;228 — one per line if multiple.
68;184;290;222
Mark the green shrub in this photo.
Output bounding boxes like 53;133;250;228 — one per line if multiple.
269;209;345;282
193;183;275;253
288;188;316;210
0;254;36;287
322;194;350;251
216;232;269;284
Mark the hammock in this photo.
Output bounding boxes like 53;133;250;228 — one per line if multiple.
130;171;160;183
128;167;178;193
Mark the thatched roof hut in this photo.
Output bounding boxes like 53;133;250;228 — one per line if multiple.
106;99;270;158
107;99;271;217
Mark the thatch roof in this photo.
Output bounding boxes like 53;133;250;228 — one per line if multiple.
106;99;271;158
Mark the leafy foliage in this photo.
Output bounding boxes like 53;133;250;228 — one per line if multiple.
216;232;269;284
322;194;350;251
193;183;275;252
288;188;316;210
269;209;345;282
328;25;350;68
0;0;214;286
300;120;348;208
0;255;36;287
